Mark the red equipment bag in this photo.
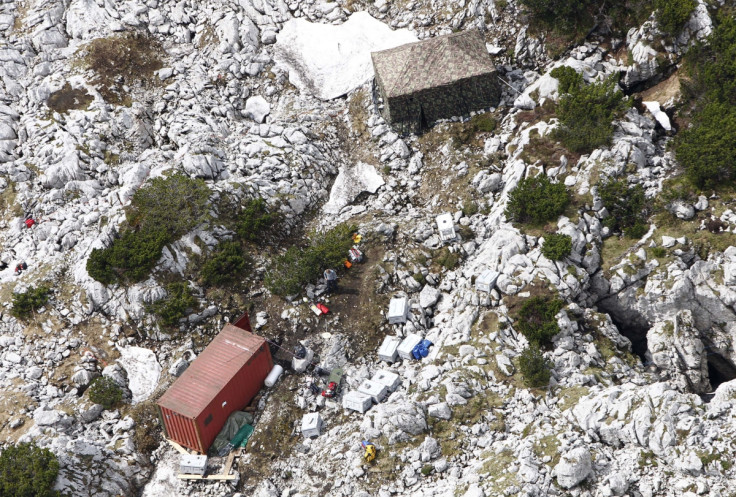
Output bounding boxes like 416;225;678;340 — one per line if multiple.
25;218;35;228
316;303;329;314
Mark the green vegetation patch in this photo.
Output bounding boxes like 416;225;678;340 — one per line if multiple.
450;113;497;148
130;401;162;456
265;223;357;297
598;178;648;238
11;285;50;319
677;15;736;188
551;69;629;154
150;282;197;326
0;442;61;497
46;82;94;114
541;233;572;260
654;0;697;35
519;344;552;388
87;376;123;409
506;174;570;225
515;295;564;347
200;241;252;286
87;174;211;285
82;31;164;106
236;197;279;242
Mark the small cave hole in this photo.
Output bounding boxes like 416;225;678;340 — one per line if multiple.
707;354;736;391
608;315;649;362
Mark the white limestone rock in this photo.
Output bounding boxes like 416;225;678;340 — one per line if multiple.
553;447;592;489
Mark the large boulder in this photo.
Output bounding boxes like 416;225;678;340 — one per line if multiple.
553;447;592;489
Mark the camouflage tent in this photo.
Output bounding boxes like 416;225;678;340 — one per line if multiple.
371;29;500;134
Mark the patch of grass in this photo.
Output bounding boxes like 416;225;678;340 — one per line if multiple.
81;31;164;106
520;131;577;167
348;89;368;137
87;376;123;410
533;434;561;465
46;82;93;114
433;247;461;271
506;174;570;225
650;246;666;258
557;385;589;411
638;449;658;468
149;282;197;326
541;233;572;260
265;223;357;297
11;286;50;319
130;401;162;456
448;113;498;148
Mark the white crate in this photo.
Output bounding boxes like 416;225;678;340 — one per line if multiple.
372;370;401;392
475;269;500;293
378;336;402;363
436;213;456;242
301;412;323;438
387;297;409;324
180;455;207;476
343;391;373;413
291;348;314;373
397;333;422;361
358;379;388;403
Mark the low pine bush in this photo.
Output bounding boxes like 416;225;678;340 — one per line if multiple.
150;282;197;326
0;442;61;497
236;197;279;242
598;179;648;238
516;296;564;348
654;0;696;35
131;402;162;455
519;344;552;388
506;174;570;225
87;376;123;409
11;286;50;319
265;224;356;297
200;241;251;286
541;234;572;260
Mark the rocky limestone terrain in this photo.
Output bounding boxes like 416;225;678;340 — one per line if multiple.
1;0;736;496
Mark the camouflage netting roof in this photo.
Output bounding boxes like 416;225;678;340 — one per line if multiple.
371;30;495;99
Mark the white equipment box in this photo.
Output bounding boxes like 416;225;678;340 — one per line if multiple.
343;391;373;413
358;379;389;403
475;269;500;293
436;213;456;242
372;370;401;392
387;296;409;324
378;336;402;363
397;333;422;361
301;412;323;438
180;455;207;476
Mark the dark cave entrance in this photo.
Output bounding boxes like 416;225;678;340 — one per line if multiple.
608;315;649;362
707;353;736;391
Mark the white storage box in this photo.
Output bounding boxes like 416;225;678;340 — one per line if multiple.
475;269;500;293
301;412;323;438
372;370;401;392
180;454;207;476
358;379;389;403
378;336;402;363
436;213;456;242
343;391;373;413
387;296;409;324
397;333;423;360
292;348;314;373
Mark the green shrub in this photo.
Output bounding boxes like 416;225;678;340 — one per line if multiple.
654;0;696;35
516;296;564;347
550;66;583;95
0;442;61;497
131;402;162;455
541;234;572;260
519;0;595;33
200;241;251;286
435;247;461;270
598;179;648;237
236;197;279;242
127;174;210;238
519;344;552;388
650;246;667;258
87;228;169;285
150;282;197;326
450;113;497;147
87;376;123;409
506;174;570;225
87;174;211;285
265;224;356;297
676;15;736;188
11;286;50;319
553;73;629;154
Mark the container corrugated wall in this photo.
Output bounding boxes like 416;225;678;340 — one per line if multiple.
159;406;202;452
194;342;273;452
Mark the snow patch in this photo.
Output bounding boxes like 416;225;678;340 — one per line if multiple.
117;346;161;404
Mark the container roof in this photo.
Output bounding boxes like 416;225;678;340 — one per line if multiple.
371;30;495;99
158;324;267;419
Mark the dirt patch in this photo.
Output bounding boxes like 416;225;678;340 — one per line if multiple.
639;70;682;107
80;31;164;106
47;82;94;114
0;379;36;443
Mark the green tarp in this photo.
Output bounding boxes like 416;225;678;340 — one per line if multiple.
211;411;254;455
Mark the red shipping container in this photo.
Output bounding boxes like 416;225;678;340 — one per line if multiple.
157;324;273;453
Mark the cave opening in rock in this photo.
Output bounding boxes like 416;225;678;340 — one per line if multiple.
608;315;649;362
707;354;736;391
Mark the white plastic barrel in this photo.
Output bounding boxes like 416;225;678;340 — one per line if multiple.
264;364;284;387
